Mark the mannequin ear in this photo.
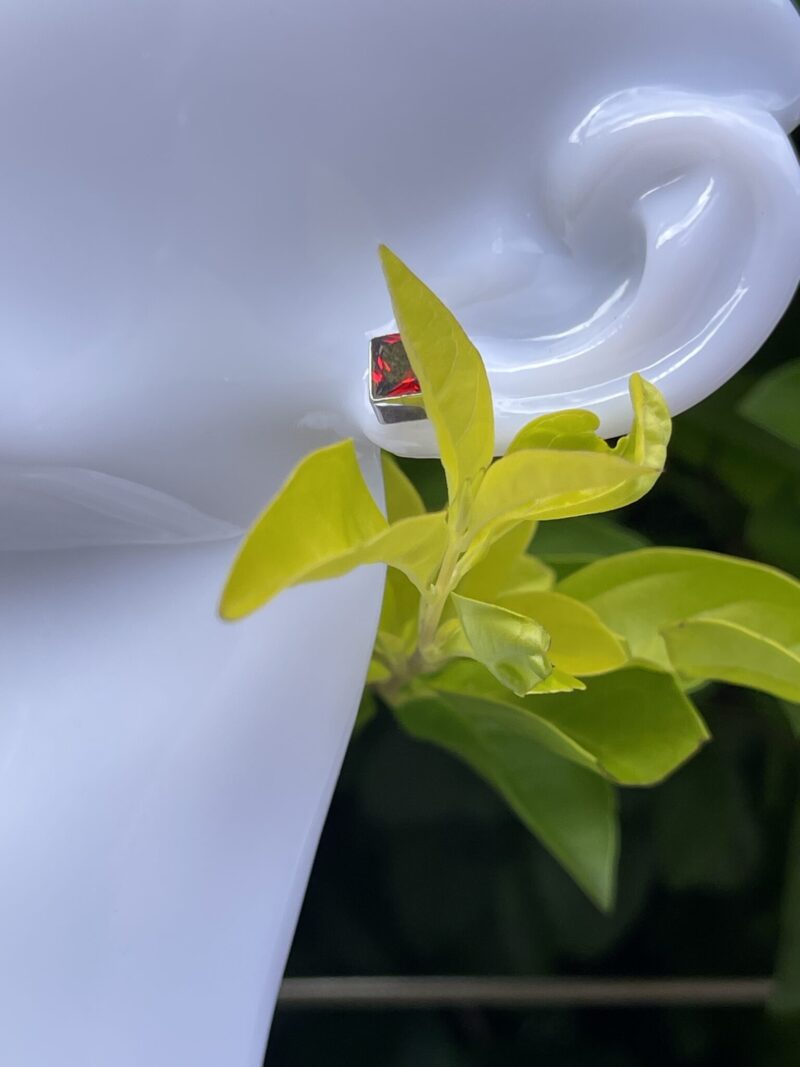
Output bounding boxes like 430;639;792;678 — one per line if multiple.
363;88;800;456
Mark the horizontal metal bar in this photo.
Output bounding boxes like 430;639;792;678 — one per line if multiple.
278;976;774;1010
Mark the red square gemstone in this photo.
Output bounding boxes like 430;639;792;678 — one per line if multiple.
369;334;421;400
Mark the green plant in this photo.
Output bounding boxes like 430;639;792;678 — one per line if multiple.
221;247;800;910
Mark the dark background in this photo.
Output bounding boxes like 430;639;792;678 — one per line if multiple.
266;133;800;1066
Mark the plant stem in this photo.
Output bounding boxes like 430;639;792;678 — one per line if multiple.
379;479;482;702
410;530;464;674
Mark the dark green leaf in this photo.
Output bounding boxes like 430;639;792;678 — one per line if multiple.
739;361;800;450
394;694;618;908
426;662;709;786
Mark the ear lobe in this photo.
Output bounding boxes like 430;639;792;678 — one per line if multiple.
364;88;800;455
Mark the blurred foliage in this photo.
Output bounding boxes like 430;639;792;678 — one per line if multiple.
267;187;800;1067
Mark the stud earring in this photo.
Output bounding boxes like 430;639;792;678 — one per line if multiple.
369;333;426;424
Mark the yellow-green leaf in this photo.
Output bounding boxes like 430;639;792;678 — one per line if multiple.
507;409;608;455
616;374;670;459
451;593;552;696
663;616;800;703
426;662;709;786
504;554;557;594
529;669;587;694
305;511;448;592
469;451;654;555
605;373;671;508
429;616;472;660
560;548;800;681
430;621;583;698
456;521;554;600
503;374;670;515
220;440;450;619
379;245;494;501
497;590;628;676
378;566;420;656
366;659;391;684
381;452;425;521
394;693;618;909
221;439;387;619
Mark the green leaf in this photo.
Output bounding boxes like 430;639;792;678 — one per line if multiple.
221;440;449;618
423;661;601;768
560;548;800;693
710;436;788;509
381;451;425;521
532;515;649;579
496;590;628;676
379;245;494;501
780;701;800;739
426;662;709;786
394;694;618;908
663;617;800;703
451;593;551;696
540;667;709;785
746;489;800;576
739;360;800;450
221;440;386;618
522;666;710;785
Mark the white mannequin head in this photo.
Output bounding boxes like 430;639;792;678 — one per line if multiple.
2;0;799;541
1;4;799;1065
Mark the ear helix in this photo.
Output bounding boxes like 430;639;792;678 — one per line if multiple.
363;88;800;456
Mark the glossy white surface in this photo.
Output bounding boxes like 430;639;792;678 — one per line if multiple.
0;539;382;1065
0;1;799;1064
